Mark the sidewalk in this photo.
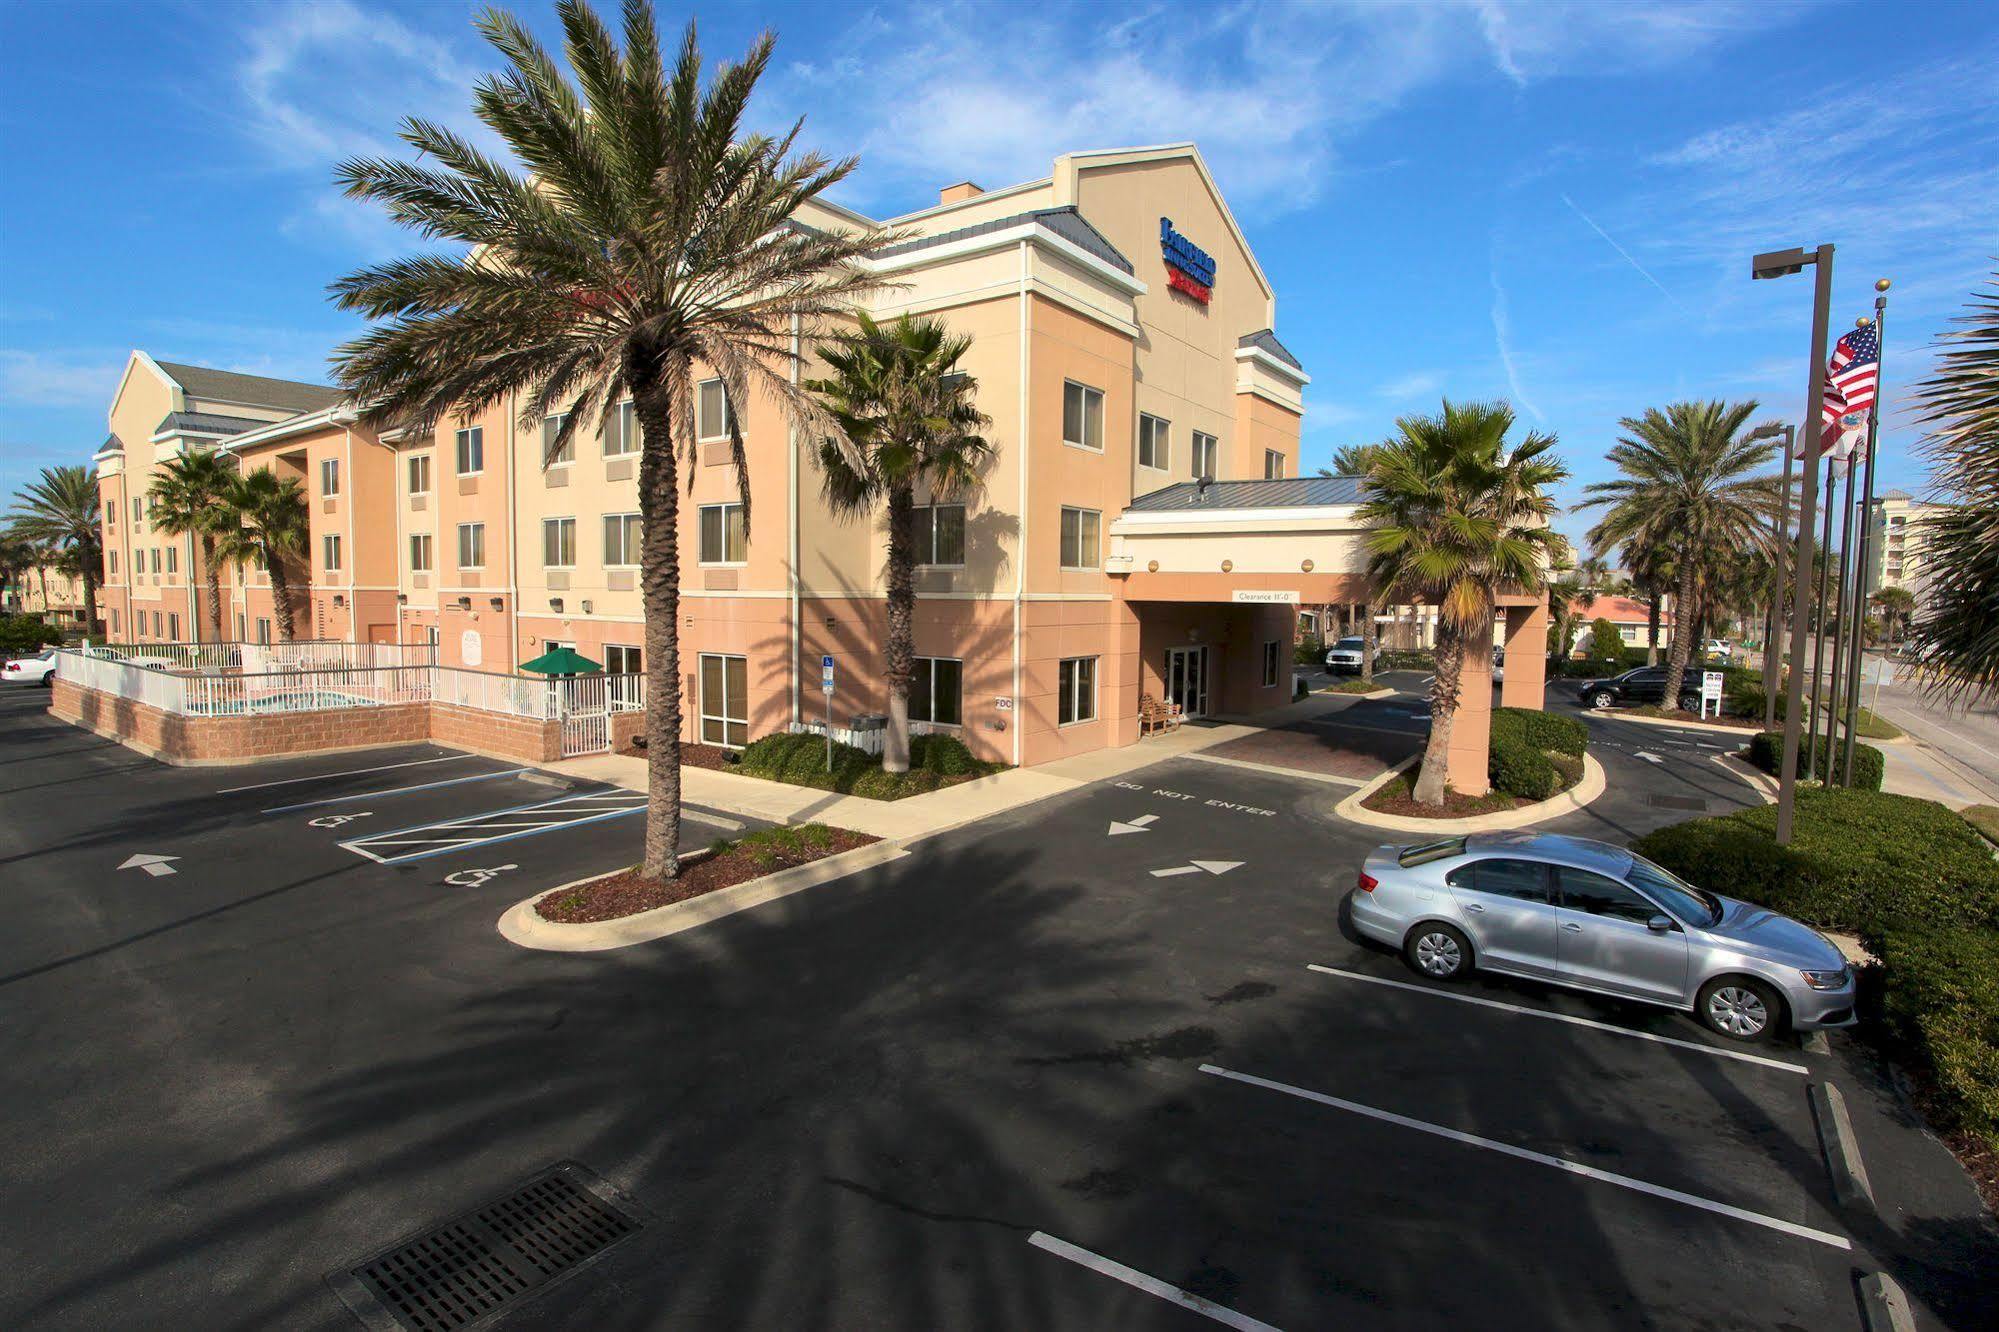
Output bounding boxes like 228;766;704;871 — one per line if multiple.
549;713;1284;843
1879;738;1996;809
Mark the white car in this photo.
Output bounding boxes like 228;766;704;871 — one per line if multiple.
1703;639;1733;660
3;648;57;686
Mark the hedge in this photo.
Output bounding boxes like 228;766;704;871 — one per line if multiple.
1630;787;1999;935
1487;705;1588;800
0;614;57;655
1871;924;1999;1150
735;730;996;799
1744;729;1883;792
1493;705;1586;757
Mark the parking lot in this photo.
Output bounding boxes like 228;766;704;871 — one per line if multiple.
4;684;1994;1330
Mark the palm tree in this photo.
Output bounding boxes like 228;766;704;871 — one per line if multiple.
7;464;101;631
1580;401;1779;706
1330;443;1387;680
1870;585;1915;644
149;449;239;643
1546;560;1584;662
804;314;992;773
328;4;884;883
214;470;306;642
0;530;30;612
1362;400;1568;806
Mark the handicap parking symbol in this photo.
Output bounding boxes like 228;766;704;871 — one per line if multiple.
443;863;518;888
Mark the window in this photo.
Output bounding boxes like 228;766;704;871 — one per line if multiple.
1059;506;1101;570
107;550;117;575
408;532;433;572
152;610;162;636
1193;431;1218;480
699;653;749;747
910;657;963;726
1058;656;1098;725
696;378;732;440
915;503;966;566
1558;866;1660;924
605;399;637;457
457;522;485;569
699;502;747;564
1448;858;1551;904
408;454;432;495
604;512;642;567
1625;856;1721;926
110;609;120;634
131;497;143;527
235;612;245;641
321;457;340;496
256;617;271;645
542;411;574;466
1062;381;1104;450
455;425;484;474
165;547;177;575
604;644;641;674
1264;449;1286;479
542;516;576;568
1138;413;1170;470
1261;640;1280;688
323;534;342;571
167;613;180;641
605;644;642;708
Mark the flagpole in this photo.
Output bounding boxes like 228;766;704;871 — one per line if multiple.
1841;282;1890;785
1806;452;1837;780
1827;447;1859;779
1762;425;1796;728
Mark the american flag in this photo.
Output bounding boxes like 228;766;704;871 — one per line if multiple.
1809;322;1879;460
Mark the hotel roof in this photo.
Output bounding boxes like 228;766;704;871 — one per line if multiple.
154;410;279;438
1238;328;1302;370
872;205;1133;275
153;360;344;415
1127;476;1365;512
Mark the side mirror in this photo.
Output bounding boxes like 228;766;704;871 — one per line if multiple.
1646;914;1674;933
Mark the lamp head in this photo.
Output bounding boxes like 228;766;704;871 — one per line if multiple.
1751;247;1809;279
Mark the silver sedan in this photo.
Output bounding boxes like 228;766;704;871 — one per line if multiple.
1348;831;1856;1042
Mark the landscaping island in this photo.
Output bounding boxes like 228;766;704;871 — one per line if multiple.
1362;705;1587;817
534;823;876;923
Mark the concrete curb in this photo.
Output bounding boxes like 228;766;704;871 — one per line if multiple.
1810;1081;1876;1213
1715;753;1777;803
496;840;912;952
1856;1272;1915;1332
1333;752;1607;834
1320;686;1398;701
1582;709;1765;738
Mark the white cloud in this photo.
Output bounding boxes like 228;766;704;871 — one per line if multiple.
1375;371;1445;400
1488;267;1543;422
0;351;120;409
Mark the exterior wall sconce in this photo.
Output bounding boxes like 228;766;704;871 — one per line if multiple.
332;594;346;608
396;593;408;604
1301;559;1314;573
1221;559;1234;572
1147;560;1160;573
549;597;564;613
455;596;472;609
580;599;593;614
489;597;504;610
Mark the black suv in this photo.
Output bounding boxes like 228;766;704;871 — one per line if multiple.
1578;667;1699;712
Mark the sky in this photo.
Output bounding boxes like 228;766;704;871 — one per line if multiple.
2;0;1996;555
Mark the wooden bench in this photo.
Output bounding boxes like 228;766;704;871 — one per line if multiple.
1138;693;1184;737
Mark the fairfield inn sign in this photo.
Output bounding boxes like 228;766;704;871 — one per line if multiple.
1159;217;1215;303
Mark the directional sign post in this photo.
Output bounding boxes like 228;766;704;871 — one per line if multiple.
821;654;836;772
1700;670;1724;721
119;853;179;878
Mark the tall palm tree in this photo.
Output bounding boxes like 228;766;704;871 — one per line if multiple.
1362;400;1568;806
214;470;306;643
1909;271;1999;698
1580;401;1779;706
149;449;239;643
1330;442;1387;680
804;314;992;773
0;530;30;612
327;3;884;883
1546;560;1584;661
7;464;101;631
1870;585;1915;644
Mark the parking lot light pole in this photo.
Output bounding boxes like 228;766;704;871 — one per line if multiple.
1754;244;1835;845
1840;282;1891;785
1748;422;1794;727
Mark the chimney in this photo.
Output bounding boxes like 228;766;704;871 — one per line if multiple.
938;181;983;206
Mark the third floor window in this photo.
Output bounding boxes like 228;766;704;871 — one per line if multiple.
914;503;966;567
699;502;747;564
1193;431;1218;480
542;517;576;568
1264;448;1286;479
543;411;575;466
408;454;431;495
605;400;638;457
1138;414;1170;470
1063;381;1104;450
697;379;732;440
321;458;340;496
455;426;484;475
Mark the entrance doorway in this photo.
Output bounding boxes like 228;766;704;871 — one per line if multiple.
1164;645;1210;719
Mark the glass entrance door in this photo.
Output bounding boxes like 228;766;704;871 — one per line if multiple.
1165;645;1209;719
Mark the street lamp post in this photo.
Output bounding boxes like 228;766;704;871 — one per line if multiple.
1840;281;1892;785
1749;422;1795;727
1753;243;1835;845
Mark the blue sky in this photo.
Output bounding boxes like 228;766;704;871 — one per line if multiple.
3;0;1995;553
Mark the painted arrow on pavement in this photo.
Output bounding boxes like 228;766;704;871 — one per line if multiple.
1108;814;1159;836
119;853;179;878
1151;860;1244;878
1635;751;1664;764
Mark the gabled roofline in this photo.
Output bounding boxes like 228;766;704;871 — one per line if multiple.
884;175;1056;228
109;350;184;427
213;403;363;455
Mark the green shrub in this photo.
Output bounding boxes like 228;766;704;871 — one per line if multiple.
1492;705;1587;757
1559;657;1628;679
1489;731;1561;800
911;732;979;777
1549;751;1584;786
1872;925;1999;1151
1378;648;1433;671
1744;730;1883;792
0;614;56;655
1588;618;1626;662
1631;787;1999;934
735;729;995;799
1293;640;1322;665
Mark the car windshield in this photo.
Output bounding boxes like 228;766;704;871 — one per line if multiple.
1334;638;1363;650
1398;836;1466;868
1625;854;1721;926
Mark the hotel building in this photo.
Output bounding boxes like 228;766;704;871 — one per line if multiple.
92;143;1547;787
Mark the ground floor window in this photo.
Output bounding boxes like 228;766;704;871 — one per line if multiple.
235;612;245;641
110;609;120;635
152;610;163;637
1262;639;1280;687
1058;656;1097;725
256;618;271;645
699;652;748;747
605;643;642;708
909;656;962;725
168;613;180;641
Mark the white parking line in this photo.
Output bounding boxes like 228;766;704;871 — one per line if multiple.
1027;1232;1284;1331
1304;965;1808;1074
216;753;475;794
1198;1065;1850;1251
262;767;530;813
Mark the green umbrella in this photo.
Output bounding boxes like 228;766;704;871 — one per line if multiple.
519;646;602;676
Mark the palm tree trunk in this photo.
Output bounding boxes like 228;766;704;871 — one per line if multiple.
634;386;685;883
882;483;915;774
1646;597;1661;666
1414;616;1463;806
268;555;298;643
82;559;98;637
202;537;224;643
36;566;49;615
1360;598;1376;683
1662;557;1700;707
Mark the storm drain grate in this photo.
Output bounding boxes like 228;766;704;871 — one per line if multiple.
329;1162;642;1331
1647;793;1709;812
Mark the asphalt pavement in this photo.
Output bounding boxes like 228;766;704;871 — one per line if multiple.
2;681;1994;1331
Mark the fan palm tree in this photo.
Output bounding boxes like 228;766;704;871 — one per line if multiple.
1546;561;1584;661
804;313;992;773
214;470;306;643
0;530;30;612
1909;272;1999;697
327;3;885;883
149;449;239;643
1580;401;1779;706
7;464;101;631
1870;585;1915;644
1362;400;1568;806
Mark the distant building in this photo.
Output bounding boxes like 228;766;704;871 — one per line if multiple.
4;564;88;626
1566;595;1673;656
1868;490;1943;609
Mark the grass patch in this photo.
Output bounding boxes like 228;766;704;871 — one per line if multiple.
1320;677;1384;694
1962;805;1999;847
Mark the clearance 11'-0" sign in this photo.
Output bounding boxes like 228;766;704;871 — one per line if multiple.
1159;217;1216;303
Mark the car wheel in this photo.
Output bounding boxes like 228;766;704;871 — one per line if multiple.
1405;923;1472;981
1696;976;1784;1042
1588;691;1614;710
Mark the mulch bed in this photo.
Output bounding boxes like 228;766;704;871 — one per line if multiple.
1628;706;1763;730
1361;770;1525;817
534;826;877;924
616;736;738;768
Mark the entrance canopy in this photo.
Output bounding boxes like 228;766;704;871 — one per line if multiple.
1109;476;1370;604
